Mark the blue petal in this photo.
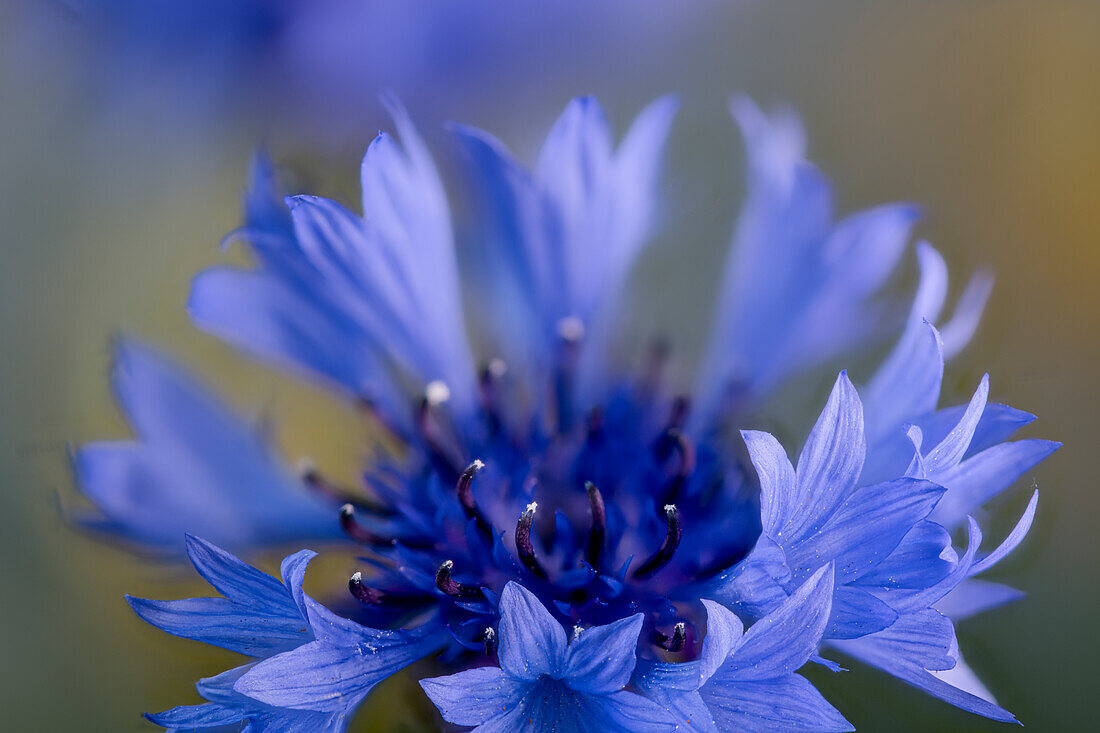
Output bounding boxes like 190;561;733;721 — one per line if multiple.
851;520;954;593
496;582;568;680
145;702;244;729
578;690;680;732
189;267;401;412
699;675;854;733
935;579;1025;621
563;613;644;694
694;97;919;424
787;478;944;585
919;374;989;476
697;600;745;682
931;441;1059;528
862;243;949;441
125;595;309;657
185;534;300;616
73;340;340;553
706;535;790;616
788;373;865;542
834;610;1017;723
741;429;797;538
825;586;898;640
723;564;835;680
420;667;527;726
939;269;994;360
233;628;436;713
968;491;1039;576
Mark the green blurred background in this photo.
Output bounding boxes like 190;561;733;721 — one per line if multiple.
1;2;1097;730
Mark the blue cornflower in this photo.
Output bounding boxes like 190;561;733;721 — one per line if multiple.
76;96;1056;730
420;581;677;732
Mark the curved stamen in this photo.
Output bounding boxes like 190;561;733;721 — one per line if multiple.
634;504;682;580
656;622;687;653
585;482;607;568
349;571;385;605
456;459;493;539
515;502;548;579
434;560;484;599
417;390;461;480
482;626;498;657
340;504;381;545
456;459;484;514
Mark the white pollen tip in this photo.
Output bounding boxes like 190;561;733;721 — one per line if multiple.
664;504;677;513
472;459;485;470
526;501;538;513
351;571;362;582
556;316;585;342
442;559;454;569
488;358;507;378
425;380;451;406
340;503;355;514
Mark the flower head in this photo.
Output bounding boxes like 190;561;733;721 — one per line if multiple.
76;96;1057;730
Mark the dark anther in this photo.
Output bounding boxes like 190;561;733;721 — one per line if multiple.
349;571;385;605
585;482;607;568
340;503;380;545
456;459;484;515
482;627;498;657
515;502;548;579
633;504;682;580
656;622;687;653
434;560;484;599
456;459;493;539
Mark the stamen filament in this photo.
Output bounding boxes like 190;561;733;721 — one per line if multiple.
585;482;606;568
633;504;682;579
434;560;483;599
339;503;380;545
515;502;548;579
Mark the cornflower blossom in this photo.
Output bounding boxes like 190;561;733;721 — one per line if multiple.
75;95;1057;731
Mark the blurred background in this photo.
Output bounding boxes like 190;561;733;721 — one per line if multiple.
1;1;1097;730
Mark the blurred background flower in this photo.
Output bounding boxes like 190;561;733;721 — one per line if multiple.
0;1;1097;731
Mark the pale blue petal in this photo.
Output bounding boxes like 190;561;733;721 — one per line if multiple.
563;613;644;694
73;340;340;553
935;579;1025;621
789;373;865;542
931;441;1059;528
700;675;854;732
724;564;834;680
497;582;568;680
420;667;526;726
